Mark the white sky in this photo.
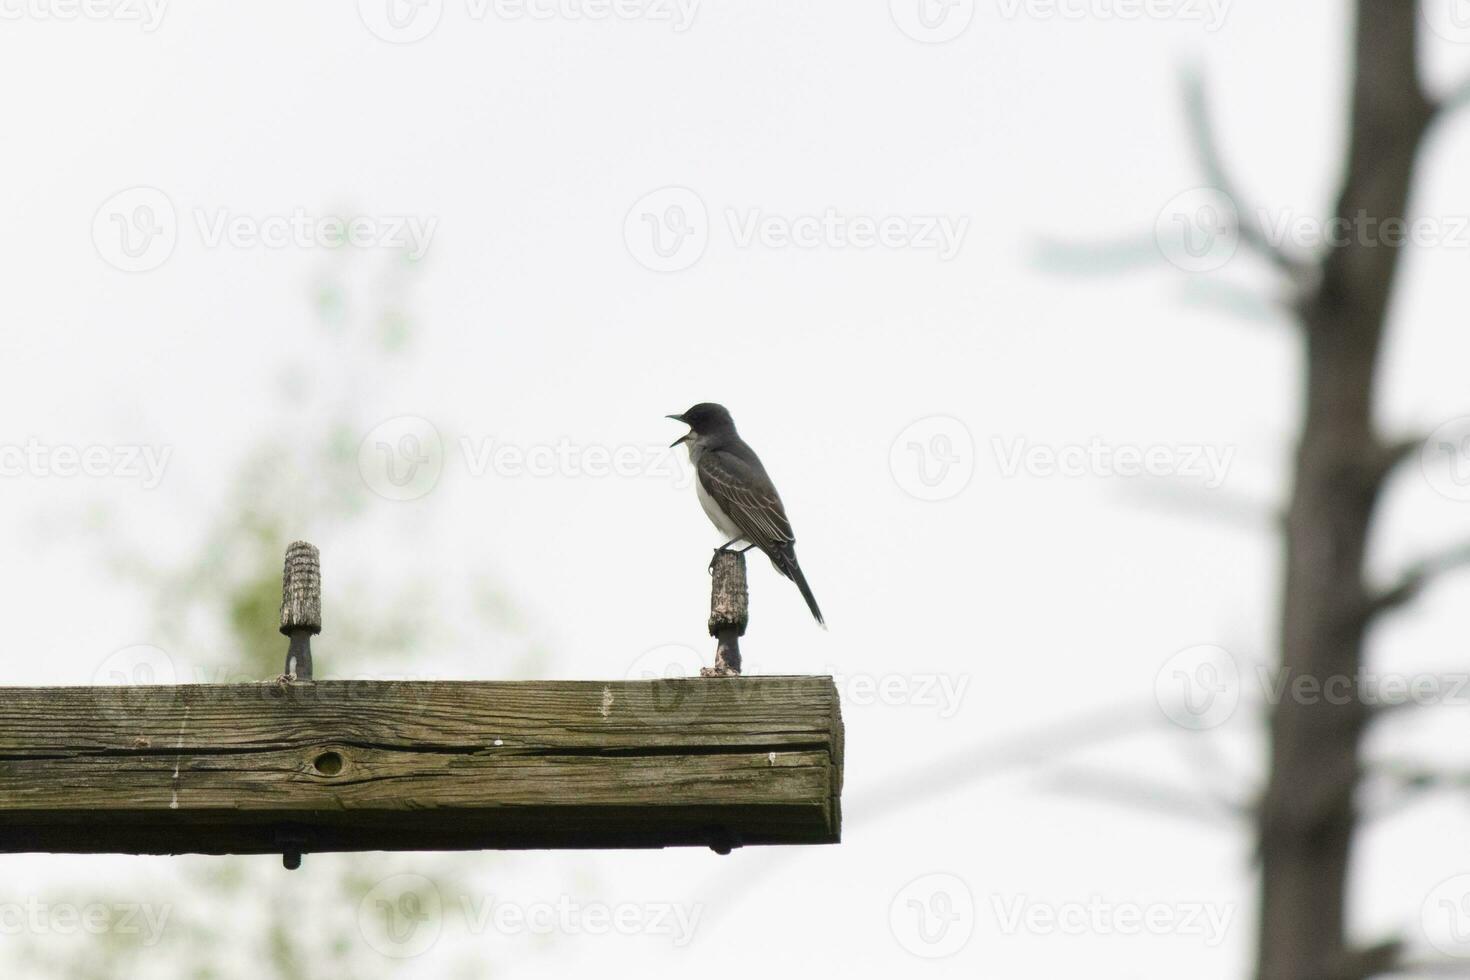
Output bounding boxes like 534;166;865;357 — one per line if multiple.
5;1;1470;977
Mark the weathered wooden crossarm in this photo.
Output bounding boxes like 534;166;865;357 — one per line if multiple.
0;677;842;857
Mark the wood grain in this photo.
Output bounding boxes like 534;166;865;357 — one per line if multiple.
0;677;842;855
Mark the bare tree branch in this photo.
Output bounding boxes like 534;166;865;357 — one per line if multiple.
1362;540;1470;619
1041;764;1249;826
1433;70;1470;119
1175;722;1262;815
1117;480;1283;533
1031;234;1166;276
1366;433;1425;488
1331;938;1405;980
1358;760;1469;823
1178;275;1292;324
1371;761;1470;792
1382;956;1470;976
1181;68;1314;282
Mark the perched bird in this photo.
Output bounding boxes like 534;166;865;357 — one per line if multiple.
668;403;825;627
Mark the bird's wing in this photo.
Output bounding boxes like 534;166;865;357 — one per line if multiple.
697;448;794;553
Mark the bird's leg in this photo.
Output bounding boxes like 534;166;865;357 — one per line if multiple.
738;544;757;554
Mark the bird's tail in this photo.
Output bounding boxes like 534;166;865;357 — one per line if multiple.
772;548;825;628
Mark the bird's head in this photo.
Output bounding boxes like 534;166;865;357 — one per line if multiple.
667;402;735;447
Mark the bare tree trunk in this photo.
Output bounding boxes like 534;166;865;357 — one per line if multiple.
1256;3;1434;977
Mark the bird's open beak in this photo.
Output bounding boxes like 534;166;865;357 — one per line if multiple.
666;414;690;448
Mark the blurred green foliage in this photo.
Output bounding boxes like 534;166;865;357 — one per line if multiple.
8;246;549;979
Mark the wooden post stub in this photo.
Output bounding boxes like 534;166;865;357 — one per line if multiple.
703;550;748;677
277;540;321;867
279;541;322;637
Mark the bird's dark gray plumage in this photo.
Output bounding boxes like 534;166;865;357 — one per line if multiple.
668;403;825;627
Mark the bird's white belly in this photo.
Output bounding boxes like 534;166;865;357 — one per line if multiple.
695;477;744;541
